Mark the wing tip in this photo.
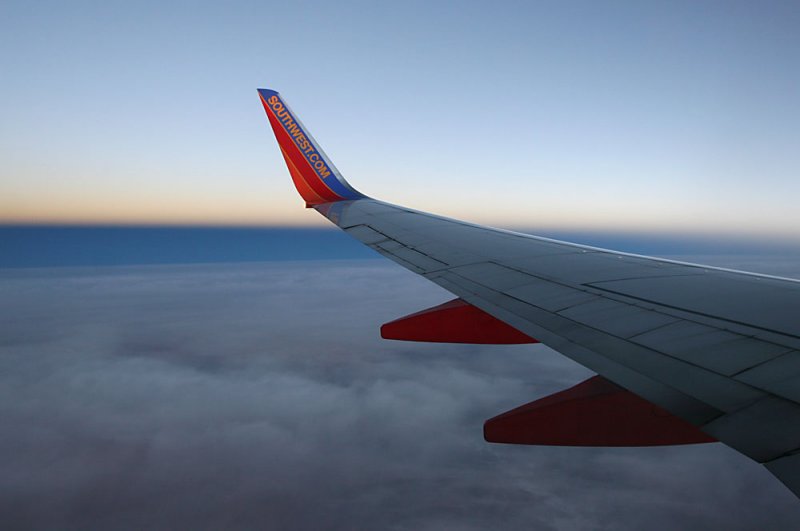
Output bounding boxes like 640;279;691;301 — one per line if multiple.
257;88;366;206
257;88;278;98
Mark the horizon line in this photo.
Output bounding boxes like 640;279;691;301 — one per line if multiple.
1;221;799;244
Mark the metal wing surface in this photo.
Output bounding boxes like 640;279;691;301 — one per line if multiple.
257;88;800;498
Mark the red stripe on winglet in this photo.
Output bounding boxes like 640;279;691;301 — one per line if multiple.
261;96;343;204
279;147;326;207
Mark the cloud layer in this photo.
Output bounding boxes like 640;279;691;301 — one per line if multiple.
1;261;799;530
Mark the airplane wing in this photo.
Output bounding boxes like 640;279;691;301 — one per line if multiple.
257;88;800;497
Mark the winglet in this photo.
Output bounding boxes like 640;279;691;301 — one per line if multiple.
258;88;365;206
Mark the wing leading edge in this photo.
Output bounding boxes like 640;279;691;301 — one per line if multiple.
257;88;800;498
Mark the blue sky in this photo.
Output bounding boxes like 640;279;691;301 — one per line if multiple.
1;1;799;237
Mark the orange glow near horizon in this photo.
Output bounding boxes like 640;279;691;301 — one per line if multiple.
3;188;800;244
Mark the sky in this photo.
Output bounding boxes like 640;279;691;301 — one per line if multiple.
3;258;800;530
3;3;800;527
1;0;799;237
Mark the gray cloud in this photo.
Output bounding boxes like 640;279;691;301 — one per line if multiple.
1;260;799;530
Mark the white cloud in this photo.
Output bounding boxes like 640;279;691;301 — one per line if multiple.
0;261;798;529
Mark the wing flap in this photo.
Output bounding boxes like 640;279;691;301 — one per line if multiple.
591;274;800;341
766;453;800;498
736;351;800;403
